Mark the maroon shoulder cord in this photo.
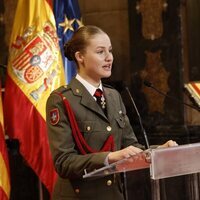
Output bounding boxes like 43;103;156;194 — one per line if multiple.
55;92;114;155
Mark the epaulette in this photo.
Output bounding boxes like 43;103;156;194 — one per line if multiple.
52;85;70;95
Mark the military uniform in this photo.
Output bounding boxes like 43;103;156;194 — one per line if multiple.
46;78;144;200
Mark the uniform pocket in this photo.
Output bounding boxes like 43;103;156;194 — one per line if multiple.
78;121;94;133
115;117;125;128
77;120;112;150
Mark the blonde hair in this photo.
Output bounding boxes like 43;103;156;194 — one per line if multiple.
64;25;106;63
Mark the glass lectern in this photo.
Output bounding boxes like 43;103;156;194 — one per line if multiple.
83;143;200;179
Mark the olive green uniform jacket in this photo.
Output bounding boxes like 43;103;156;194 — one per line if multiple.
46;78;144;200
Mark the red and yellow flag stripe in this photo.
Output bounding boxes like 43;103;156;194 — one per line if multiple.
0;81;10;200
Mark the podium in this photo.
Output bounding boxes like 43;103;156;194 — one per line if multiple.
83;143;200;179
83;143;200;199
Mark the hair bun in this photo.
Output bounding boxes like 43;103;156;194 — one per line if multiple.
64;42;73;61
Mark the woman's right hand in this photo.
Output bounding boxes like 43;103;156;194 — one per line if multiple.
107;145;143;164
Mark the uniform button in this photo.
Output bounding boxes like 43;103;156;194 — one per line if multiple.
76;89;80;93
107;180;112;186
75;188;80;193
107;126;112;132
86;126;91;131
119;110;122;114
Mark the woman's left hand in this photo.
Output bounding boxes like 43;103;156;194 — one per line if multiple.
158;140;178;148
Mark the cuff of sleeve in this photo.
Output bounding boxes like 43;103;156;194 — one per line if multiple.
104;153;110;166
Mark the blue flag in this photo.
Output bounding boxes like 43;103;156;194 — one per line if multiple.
54;0;83;83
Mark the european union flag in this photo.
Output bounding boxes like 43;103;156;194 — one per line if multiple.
54;0;83;83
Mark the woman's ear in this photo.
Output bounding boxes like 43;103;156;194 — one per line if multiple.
75;52;84;64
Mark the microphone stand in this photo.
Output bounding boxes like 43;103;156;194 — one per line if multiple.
144;80;200;112
125;86;150;149
121;85;150;200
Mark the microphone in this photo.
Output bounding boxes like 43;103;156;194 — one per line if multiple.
143;80;200;112
124;85;150;149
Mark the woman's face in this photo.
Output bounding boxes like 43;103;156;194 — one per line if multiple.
77;33;113;86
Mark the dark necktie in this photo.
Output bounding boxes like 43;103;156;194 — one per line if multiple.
93;89;107;114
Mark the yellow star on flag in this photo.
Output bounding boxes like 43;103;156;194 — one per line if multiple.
75;19;84;28
59;16;75;33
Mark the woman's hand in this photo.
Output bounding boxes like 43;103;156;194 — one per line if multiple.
108;146;143;164
158;140;178;148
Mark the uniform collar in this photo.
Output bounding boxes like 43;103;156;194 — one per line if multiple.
76;74;103;96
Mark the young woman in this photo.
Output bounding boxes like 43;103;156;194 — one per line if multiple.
46;25;177;200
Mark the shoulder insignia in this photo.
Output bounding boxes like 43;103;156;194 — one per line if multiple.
50;108;60;125
51;85;70;95
60;85;71;94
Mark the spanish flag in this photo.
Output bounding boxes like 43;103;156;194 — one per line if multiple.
0;80;10;200
4;0;65;195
